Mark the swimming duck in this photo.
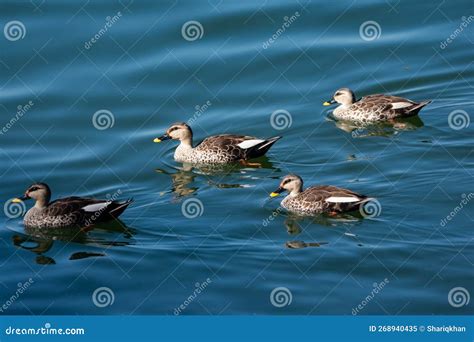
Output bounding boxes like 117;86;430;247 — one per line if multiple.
12;183;132;228
270;174;371;215
154;122;281;164
323;88;431;122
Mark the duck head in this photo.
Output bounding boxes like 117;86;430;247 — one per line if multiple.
13;183;51;208
270;174;303;197
323;88;356;106
154;122;193;146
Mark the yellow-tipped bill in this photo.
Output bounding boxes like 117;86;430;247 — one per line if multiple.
269;192;280;198
323;101;331;106
154;134;171;143
12;198;23;203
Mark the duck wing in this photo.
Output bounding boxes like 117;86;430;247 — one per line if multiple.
196;135;281;160
45;197;132;222
196;134;256;149
299;186;367;213
361;94;426;114
44;197;101;216
362;94;414;103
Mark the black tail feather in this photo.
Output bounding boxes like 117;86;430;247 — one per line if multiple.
108;198;133;218
247;136;282;159
407;100;431;115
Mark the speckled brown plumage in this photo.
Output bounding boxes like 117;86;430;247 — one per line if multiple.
327;88;431;123
155;123;281;164
193;134;278;163
272;174;371;216
16;183;132;228
281;185;368;215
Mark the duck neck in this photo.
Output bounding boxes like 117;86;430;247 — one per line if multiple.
342;97;356;106
34;196;50;209
175;137;194;160
180;136;193;149
288;186;303;197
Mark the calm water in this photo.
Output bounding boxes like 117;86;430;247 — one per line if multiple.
1;0;473;315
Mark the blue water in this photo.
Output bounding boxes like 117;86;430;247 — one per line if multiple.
0;0;473;315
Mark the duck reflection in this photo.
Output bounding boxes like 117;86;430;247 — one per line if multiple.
11;220;135;265
274;208;362;234
265;207;362;248
331;115;424;138
285;241;328;249
284;214;362;249
156;156;278;199
155;167;198;199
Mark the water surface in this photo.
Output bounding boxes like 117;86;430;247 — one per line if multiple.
0;0;473;315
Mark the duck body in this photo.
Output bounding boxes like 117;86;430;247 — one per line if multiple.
270;175;371;216
174;134;281;164
325;88;431;123
281;185;368;215
23;197;132;229
155;123;281;164
14;183;132;229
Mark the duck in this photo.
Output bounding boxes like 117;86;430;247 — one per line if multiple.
323;88;431;123
153;122;281;164
269;174;372;216
12;183;132;228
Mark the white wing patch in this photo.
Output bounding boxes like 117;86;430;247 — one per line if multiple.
82;202;111;212
390;102;413;109
237;139;264;149
325;196;361;203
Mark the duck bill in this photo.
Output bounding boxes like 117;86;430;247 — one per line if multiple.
12;195;29;203
153;134;171;143
269;187;284;197
323;99;336;106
